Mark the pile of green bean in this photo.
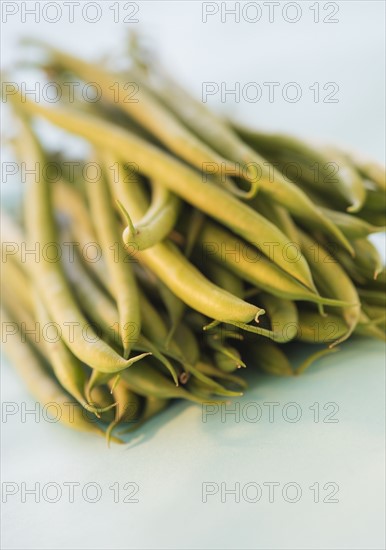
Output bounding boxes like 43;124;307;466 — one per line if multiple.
1;42;385;442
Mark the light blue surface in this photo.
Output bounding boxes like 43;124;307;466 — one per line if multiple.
1;2;385;549
1;339;385;549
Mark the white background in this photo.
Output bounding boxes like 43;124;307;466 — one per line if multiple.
1;2;385;549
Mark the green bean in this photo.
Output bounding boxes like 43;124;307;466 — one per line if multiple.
252;195;300;245
126;180;181;250
236;127;367;212
295;348;339;375
351;238;383;280
119;362;205;403
1;283;37;346
197;221;354;308
298;231;361;346
195;362;247;389
14;93;321;287
1;256;34;313
172;322;200;366
106;380;142;445
247;340;293;376
103;158;265;324
332;238;383;283
357;209;386;227
204;260;245;299
119;395;169;435
357;288;386;307
178;360;244;397
213;348;244;372
184;209;206;259
1;209;27;265
2;256;116;416
109;160;181;252
129;59;264;174
320;207;385;239
59;236;177;383
362;186;386;213
138;241;263;324
156;280;186;348
2;267;96;416
12;112;146;374
33;292;112;416
86;154;142;358
52;179;111;292
295;311;348;343
55;183;165;341
41;45;258;198
355;312;386;341
259;294;299;343
132;58;361;234
340;149;386;191
1;305;106;438
361;304;386;332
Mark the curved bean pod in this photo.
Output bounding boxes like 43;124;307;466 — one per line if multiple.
123;180;181;250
